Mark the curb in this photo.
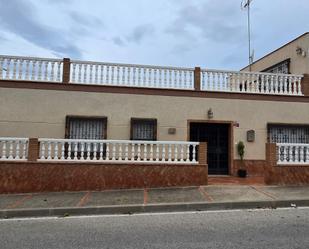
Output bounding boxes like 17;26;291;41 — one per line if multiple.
1;199;309;219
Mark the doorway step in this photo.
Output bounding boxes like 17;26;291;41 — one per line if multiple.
208;176;265;185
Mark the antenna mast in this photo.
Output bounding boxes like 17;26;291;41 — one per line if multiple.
241;0;253;71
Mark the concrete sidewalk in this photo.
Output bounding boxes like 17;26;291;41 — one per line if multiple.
1;185;309;219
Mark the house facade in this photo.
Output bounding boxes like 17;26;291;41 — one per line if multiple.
1;54;309;193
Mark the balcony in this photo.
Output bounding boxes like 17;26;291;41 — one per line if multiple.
0;55;305;96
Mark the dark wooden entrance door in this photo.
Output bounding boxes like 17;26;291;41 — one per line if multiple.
190;123;229;175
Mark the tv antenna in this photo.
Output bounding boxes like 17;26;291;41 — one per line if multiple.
241;0;253;71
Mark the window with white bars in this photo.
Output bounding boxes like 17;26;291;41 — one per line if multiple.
262;59;290;74
66;116;107;139
131;118;157;141
268;124;309;143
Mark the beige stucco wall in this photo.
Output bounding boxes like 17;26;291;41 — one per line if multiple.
1;87;309;160
242;33;309;74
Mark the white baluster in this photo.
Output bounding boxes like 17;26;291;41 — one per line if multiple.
47;141;52;160
168;144;172;162
99;142;103;160
77;63;82;83
122;66;126;85
283;76;287;94
174;144;178;162
283;145;287;163
186;144;190;162
22;140;27;160
8;141;13;159
118;143;122;161
164;69;167;87
37;60;42;81
153;69;157;87
150;143;153;162
158;69;162;87
174;70;177;88
132;67;136;86
289;145;293;163
86;142;91;160
137;67;141;86
180;144;184;162
127;67;130;85
80;142;85;160
67;142;72;160
192;144;196;162
83;64;88;83
156;144;159;161
44;61;49;81
162;144;165;161
116;66;120;84
61;142;65;160
294;145;299;163
1;141;7;159
106;65;110;84
12;59;17;80
112;143;116;160
148;68;152;87
50;62;55;81
168;69;172;87
70;63;76;82
288;76;292;95
54;142;59;160
100;65;104;84
56;62;61;82
143;68;146;87
5;59;11;79
30;60;36;80
93;142;97;160
179;70;183;89
94;64;98;84
131;143;135;161
15;141;20;159
125;143;128;161
111;66;114;84
74;142;78;160
137;143;141;161
300;145;304;163
143;143;147;161
0;57;3;79
306;146;309;163
274;75;279;94
297;77;302;95
40;141;45;159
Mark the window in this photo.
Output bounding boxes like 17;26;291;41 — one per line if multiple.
130;118;157;140
262;59;290;74
268;124;309;143
65;116;107;139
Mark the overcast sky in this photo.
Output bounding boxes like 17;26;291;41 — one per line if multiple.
0;0;308;70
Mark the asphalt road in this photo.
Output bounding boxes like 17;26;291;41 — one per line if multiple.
1;208;309;249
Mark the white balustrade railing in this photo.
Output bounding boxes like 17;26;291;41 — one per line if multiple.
0;55;63;82
70;60;195;90
0;137;29;160
38;138;199;164
1;55;305;96
277;143;309;165
201;69;303;95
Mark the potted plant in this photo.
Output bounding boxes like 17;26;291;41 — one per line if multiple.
237;141;247;177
